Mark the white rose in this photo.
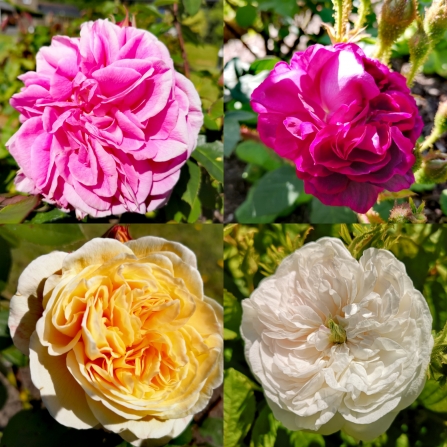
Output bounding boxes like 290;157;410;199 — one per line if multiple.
240;237;433;441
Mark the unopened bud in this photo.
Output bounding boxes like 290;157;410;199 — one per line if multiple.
424;154;447;181
102;225;132;242
389;202;412;223
389;198;426;223
425;0;447;46
380;0;416;39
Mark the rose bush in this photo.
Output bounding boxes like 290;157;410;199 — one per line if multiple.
8;236;222;446
240;237;433;441
6;19;203;219
250;43;423;214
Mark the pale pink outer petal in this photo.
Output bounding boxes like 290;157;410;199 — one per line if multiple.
29;332;99;429
8;251;66;355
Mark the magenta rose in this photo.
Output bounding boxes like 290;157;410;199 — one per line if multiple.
7;19;203;218
251;43;422;213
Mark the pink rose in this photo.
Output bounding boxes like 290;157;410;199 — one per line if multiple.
7;19;203;218
251;43;422;213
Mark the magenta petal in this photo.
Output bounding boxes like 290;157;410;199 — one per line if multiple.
252;42;422;213
92;66;141;97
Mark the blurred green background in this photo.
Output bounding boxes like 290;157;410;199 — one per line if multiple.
0;223;223;447
224;223;447;447
0;0;224;224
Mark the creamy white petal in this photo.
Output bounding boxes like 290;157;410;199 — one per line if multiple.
9;251;66;355
29;332;98;429
241;237;433;441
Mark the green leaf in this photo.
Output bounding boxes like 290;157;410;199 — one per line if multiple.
250;57;280;74
250;404;280;447
187;196;202;223
411;182;435;192
224;290;242;340
199;417;223;447
0;379;7;411
168;422;193;445
0;408;124;447
274;425;325;447
224;368;257;447
235;186;279;224
310;199;358;224
441;190;447;215
0;310;12;351
0;234;12;293
0;195;40;224
235;5;257;28
1;224;85;247
225;111;257;122
236;165;311;222
185;43;219;74
204;114;221;130
224;118;241;157
418;379;447;412
192;141;223;184
1;345;27;367
30;208;69;223
182;0;201;16
181;161;201;208
0;409;68;447
209;97;224;119
235;141;283;171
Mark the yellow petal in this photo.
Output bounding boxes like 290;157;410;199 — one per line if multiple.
125;236;197;268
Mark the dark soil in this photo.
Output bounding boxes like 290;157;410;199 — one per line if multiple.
224;67;447;223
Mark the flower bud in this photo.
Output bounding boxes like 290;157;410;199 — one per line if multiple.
389;202;412;223
102;224;132;242
424;0;447;46
377;0;417;62
389;199;427;223
423;154;447;181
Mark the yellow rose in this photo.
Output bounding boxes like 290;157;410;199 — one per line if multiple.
8;236;223;446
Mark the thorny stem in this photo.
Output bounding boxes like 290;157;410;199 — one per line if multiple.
418;129;444;153
172;3;190;79
334;0;344;40
353;0;371;33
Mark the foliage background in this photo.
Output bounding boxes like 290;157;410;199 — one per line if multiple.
223;0;447;224
224;223;447;447
0;0;223;224
0;223;223;447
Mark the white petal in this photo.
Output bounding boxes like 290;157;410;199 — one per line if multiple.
29;332;98;429
342;410;398;441
9;251;66;355
62;238;134;274
119;416;192;446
